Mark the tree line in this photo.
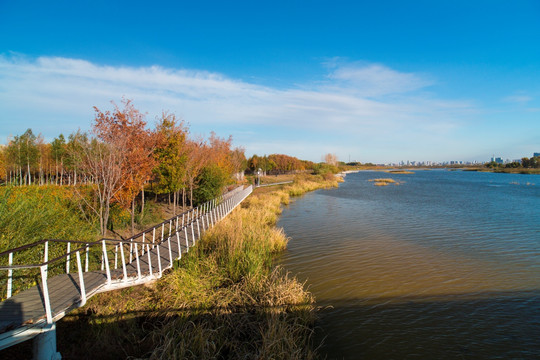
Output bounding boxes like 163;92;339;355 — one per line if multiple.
485;156;540;169
0;99;246;236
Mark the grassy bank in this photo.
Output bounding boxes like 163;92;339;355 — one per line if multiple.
49;174;340;359
463;167;540;174
0;186;99;299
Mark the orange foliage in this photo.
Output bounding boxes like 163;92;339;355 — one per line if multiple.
93;99;157;210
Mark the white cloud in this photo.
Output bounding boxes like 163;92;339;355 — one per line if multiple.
327;62;433;96
503;94;532;103
0;54;476;162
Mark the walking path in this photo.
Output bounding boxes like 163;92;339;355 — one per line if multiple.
0;185;252;358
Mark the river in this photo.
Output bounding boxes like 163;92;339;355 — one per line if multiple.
277;170;540;359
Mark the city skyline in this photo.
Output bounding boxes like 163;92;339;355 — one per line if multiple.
1;1;539;163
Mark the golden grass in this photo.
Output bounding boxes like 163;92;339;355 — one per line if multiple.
54;174;338;359
385;170;414;174
368;178;403;186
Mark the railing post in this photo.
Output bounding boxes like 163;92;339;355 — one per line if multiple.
76;250;86;305
201;204;206;232
168;220;173;267
196;207;201;239
142;233;146;255
129;242;133;264
176;232;182;259
66;242;71;274
190;211;196;243
85;244;89;272
102;240;111;286
146;243;153;277
120;241;127;282
175;217;181;258
44;240;49;270
161;223;165;245
184;219;189;252
135;243;142;280
114;245;118;269
40;264;53;324
168;235;173;268
210;201;214;227
7;252;13;299
156;239;162;278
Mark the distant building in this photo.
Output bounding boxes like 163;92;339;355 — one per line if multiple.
534;152;540;157
491;156;503;164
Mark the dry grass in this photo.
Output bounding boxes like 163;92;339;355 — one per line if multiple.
385;170;414;174
55;174;338;359
368;178;401;186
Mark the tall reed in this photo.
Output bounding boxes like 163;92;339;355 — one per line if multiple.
55;174;340;359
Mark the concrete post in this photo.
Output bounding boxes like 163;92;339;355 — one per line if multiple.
33;324;61;360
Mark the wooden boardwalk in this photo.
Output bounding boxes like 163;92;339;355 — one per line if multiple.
0;184;253;354
0;222;195;334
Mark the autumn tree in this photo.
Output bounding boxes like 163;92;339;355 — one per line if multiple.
184;138;208;207
36;136;52;185
229;147;247;181
192;132;236;203
6;129;39;185
153;112;188;215
95;99;157;234
51;134;67;185
77;137;125;236
65;131;88;185
77;99;156;236
324;153;338;166
0;146;6;184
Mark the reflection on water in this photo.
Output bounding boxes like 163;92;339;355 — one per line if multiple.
278;170;540;359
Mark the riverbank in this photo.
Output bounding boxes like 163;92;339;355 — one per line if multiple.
463;167;540;174
48;174;340;359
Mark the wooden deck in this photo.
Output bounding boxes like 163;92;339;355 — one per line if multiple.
0;222;198;334
0;184;252;356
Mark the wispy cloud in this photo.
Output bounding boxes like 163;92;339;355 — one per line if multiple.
327;62;433;96
503;94;533;103
0;54;476;162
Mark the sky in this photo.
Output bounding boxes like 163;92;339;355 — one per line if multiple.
1;1;539;163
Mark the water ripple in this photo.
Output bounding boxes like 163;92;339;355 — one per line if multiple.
278;170;540;359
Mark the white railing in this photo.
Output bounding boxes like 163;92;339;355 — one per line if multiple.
0;185;253;323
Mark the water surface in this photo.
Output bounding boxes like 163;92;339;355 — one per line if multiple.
278;170;540;359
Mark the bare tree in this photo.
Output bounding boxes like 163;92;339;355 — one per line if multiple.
77;138;127;236
324;153;338;166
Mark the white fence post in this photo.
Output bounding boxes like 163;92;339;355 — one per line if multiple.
7;252;13;299
76;250;86;305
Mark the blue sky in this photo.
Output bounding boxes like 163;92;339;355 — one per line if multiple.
1;1;539;163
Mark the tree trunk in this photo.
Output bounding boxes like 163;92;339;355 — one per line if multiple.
182;187;186;210
131;198;135;235
140;185;145;222
173;191;177;215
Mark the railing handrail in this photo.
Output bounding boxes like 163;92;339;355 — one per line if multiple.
0;239;95;258
0;184;252;299
0;201;214;259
